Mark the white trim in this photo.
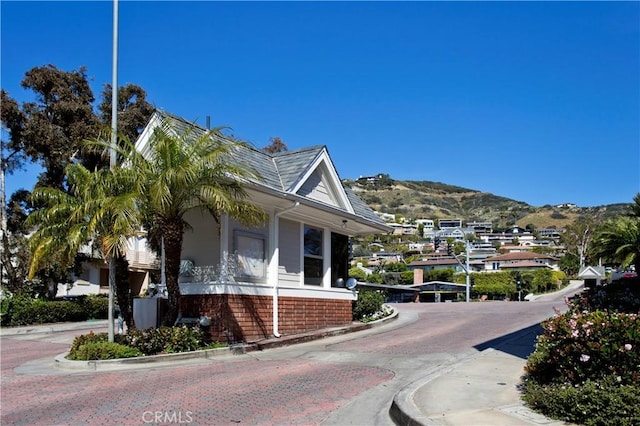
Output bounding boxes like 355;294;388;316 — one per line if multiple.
220;213;229;264
323;225;331;288
179;281;356;301
291;150;354;214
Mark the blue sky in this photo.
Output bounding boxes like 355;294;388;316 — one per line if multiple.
2;1;639;208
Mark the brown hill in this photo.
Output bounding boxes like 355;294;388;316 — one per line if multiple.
343;176;629;230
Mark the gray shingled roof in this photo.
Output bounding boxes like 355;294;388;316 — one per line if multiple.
272;147;324;191
149;109;388;228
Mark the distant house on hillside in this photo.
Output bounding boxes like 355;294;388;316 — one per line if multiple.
482;252;560;272
407;258;465;274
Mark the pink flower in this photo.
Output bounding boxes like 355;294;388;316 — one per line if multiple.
580;354;590;362
624;344;632;351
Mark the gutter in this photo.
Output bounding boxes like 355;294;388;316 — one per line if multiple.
272;201;300;337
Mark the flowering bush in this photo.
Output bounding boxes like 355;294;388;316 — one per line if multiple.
571;278;640;314
360;304;393;323
525;310;639;386
522;281;640;425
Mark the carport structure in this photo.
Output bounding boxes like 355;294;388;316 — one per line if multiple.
407;281;468;303
356;281;467;303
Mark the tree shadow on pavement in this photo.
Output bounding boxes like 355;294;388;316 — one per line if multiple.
473;323;543;360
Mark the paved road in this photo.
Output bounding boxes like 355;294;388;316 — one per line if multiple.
1;294;569;426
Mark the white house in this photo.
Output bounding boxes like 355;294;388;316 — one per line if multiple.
482;252;560;272
134;110;392;342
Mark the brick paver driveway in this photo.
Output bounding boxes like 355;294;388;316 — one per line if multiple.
1;292;571;426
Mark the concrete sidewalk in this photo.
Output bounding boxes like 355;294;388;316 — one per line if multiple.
390;323;569;426
389;282;585;426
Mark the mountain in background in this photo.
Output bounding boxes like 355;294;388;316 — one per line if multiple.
343;174;630;230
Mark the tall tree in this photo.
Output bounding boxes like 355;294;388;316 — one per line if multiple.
561;214;603;268
19;65;100;189
124;122;267;324
1;190;31;295
27;153;144;329
98;83;154;145
262;136;288;154
2;64;155;304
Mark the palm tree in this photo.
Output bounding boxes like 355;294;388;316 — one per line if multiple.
629;193;640;219
27;158;144;336
591;194;640;274
127;121;267;324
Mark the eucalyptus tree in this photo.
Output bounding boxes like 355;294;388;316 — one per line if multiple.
126;121;267;324
27;156;144;332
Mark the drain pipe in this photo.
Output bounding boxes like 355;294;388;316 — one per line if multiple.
272;201;300;337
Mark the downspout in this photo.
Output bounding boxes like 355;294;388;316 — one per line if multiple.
272;201;300;337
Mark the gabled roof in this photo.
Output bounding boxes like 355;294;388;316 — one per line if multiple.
482;252;558;263
498;261;551;269
134;110;391;233
578;266;605;279
408;258;460;267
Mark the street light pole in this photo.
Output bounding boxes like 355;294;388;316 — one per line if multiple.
450;232;471;302
107;0;119;343
465;240;470;303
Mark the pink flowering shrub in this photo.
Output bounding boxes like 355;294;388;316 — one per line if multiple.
523;286;640;425
525;309;639;386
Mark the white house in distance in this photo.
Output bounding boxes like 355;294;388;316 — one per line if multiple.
482;252;560;272
134;110;392;343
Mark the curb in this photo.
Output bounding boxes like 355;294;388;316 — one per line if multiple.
0;320;110;337
55;345;246;371
54;306;399;371
248;305;399;351
389;351;482;426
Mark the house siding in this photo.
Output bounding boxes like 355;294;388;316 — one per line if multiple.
278;219;301;286
297;169;334;205
182;209;220;268
180;294;352;343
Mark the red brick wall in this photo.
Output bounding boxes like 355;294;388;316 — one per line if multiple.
180;294;352;343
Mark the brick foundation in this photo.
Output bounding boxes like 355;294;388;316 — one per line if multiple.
180;294;353;343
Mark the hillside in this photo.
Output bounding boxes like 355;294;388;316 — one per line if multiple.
343;176;629;229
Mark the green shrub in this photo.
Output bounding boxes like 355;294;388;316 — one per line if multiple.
365;273;383;284
68;326;211;360
7;299;85;325
120;326;207;355
69;342;142;360
348;267;366;281
353;290;385;320
69;331;109;356
80;295;109;319
1;295;33;326
1;295;108;326
400;270;415;284
522;378;640;426
472;272;515;297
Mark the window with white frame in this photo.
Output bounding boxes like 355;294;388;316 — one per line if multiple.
304;225;323;285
